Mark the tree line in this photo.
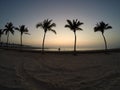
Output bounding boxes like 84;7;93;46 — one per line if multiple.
0;19;112;54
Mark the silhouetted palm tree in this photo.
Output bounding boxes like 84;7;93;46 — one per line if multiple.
94;21;112;50
36;19;56;52
3;22;14;45
65;19;83;54
15;25;29;46
0;29;3;43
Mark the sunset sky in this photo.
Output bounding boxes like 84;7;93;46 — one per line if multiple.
0;0;120;50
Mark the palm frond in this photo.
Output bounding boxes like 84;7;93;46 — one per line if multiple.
94;21;112;34
15;27;20;31
48;19;52;24
36;23;43;28
3;29;8;35
94;27;97;32
76;27;83;31
10;30;14;35
66;20;73;27
78;22;84;26
4;22;15;35
73;19;76;26
49;23;56;28
94;26;101;32
65;19;83;32
65;25;71;28
105;24;108;27
16;25;29;35
105;26;112;29
49;29;57;34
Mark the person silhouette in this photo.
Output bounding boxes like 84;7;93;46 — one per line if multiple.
58;48;60;52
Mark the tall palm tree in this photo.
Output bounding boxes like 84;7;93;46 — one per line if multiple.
36;19;56;52
94;21;112;51
0;29;3;43
15;25;29;46
65;19;83;53
3;22;14;46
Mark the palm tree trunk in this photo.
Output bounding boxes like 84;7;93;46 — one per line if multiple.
21;34;22;46
74;31;77;53
42;32;46;52
7;32;9;46
102;33;107;51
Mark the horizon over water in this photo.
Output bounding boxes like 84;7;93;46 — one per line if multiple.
31;46;104;51
1;42;118;51
29;44;118;51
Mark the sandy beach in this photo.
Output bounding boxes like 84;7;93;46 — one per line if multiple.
0;49;120;90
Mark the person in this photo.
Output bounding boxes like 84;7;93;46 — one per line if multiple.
58;48;60;52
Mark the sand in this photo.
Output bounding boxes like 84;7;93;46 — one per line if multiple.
0;49;120;90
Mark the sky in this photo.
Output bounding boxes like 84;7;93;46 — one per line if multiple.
0;0;120;50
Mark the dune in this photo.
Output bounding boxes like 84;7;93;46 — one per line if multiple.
0;49;120;90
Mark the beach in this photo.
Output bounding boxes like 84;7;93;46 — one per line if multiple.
0;49;120;90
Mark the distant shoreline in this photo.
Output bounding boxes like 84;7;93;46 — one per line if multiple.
0;46;120;54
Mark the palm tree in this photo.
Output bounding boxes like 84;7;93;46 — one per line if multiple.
15;25;29;46
0;29;3;43
3;22;14;46
36;19;56;52
94;21;112;51
65;19;84;53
